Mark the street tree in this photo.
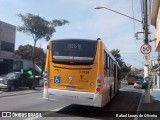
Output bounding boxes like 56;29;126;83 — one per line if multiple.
17;13;69;89
111;49;131;79
15;44;33;59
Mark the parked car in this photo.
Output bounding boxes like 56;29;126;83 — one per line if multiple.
134;79;146;89
0;72;33;91
134;80;143;89
39;78;44;86
28;76;43;86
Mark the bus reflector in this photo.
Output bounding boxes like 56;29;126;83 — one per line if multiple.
44;71;48;80
44;71;48;88
96;73;101;93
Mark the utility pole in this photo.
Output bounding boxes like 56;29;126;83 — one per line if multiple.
143;0;150;103
144;0;148;44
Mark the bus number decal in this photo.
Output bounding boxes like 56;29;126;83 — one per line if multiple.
54;76;61;84
79;71;89;74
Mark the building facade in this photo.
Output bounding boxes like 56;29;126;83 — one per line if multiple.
151;0;160;51
0;21;16;75
151;0;160;88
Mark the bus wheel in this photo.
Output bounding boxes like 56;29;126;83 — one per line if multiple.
107;88;112;106
8;85;16;91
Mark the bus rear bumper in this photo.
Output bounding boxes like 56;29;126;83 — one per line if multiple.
43;88;102;107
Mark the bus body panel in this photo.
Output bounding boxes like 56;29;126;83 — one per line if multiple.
47;40;100;94
44;88;102;107
48;64;98;93
43;39;120;107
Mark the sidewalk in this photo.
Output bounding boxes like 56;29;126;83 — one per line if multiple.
137;87;160;119
0;87;43;98
140;89;160;110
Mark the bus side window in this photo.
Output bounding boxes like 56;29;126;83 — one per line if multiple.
104;51;107;77
112;60;114;76
110;58;112;76
104;51;106;68
110;58;114;77
107;57;110;77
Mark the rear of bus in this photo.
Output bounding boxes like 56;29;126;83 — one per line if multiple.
127;74;137;84
43;39;104;107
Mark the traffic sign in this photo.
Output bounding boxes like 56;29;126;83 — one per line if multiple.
54;76;61;84
143;54;150;60
140;44;152;54
143;54;150;65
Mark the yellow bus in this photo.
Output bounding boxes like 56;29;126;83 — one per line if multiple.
126;74;137;84
43;38;121;107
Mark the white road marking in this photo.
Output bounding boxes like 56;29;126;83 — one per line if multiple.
23;106;67;120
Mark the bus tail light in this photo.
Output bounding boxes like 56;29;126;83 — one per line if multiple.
96;73;101;93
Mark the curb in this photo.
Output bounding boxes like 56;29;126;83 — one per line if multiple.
134;90;145;120
0;90;43;98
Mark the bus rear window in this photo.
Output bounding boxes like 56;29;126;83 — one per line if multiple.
52;39;97;65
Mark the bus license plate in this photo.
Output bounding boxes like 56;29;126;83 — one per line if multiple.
66;86;75;90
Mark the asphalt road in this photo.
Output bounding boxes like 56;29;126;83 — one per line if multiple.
0;81;144;120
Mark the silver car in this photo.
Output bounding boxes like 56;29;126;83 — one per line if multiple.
134;79;145;89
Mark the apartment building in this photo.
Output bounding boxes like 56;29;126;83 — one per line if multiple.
0;21;16;75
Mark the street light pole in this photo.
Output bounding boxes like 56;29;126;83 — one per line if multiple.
94;7;142;23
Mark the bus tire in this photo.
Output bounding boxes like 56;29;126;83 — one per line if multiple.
8;85;16;91
106;88;112;107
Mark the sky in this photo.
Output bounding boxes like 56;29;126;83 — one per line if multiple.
0;0;157;68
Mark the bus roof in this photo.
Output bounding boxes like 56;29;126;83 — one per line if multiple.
51;38;97;42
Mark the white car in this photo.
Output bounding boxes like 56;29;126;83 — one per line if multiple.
134;81;143;89
134;79;145;89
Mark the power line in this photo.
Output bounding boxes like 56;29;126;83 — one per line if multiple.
120;51;156;54
131;0;140;45
121;52;141;54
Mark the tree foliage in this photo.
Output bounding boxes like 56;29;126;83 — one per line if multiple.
17;13;69;41
15;44;33;59
110;49;124;66
15;44;45;63
111;49;131;78
15;44;46;76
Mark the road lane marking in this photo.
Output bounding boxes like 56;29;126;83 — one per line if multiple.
23;106;67;120
133;91;144;120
